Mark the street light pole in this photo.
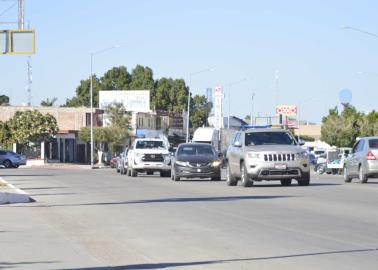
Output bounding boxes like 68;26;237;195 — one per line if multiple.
90;44;126;168
227;78;247;128
186;67;214;143
250;93;255;125
342;25;378;39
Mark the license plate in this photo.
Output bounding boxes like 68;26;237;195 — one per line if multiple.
197;169;201;172
274;163;287;170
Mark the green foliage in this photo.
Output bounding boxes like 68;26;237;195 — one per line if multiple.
244;115;251;123
0;95;10;105
4;110;58;145
0;120;11;145
129;65;154;90
64;75;101;107
40;97;57;107
153;78;188;112
190;95;212;129
79;102;131;152
101;66;131;90
321;105;378;147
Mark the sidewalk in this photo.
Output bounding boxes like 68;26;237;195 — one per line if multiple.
19;163;111;170
0;178;34;204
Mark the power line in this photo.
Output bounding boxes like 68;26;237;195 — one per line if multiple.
0;1;17;18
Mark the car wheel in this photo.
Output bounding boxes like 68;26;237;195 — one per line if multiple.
13;164;19;168
240;163;253;187
147;171;154;176
173;172;180;181
3;159;12;168
280;179;292;186
226;163;237;186
359;166;368;183
131;168;137;177
316;164;326;174
343;166;352;183
298;172;310;186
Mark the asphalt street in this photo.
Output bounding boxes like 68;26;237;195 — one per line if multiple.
0;168;377;270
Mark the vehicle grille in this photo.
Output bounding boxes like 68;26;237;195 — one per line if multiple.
261;169;299;176
142;154;164;162
188;162;210;168
264;153;295;162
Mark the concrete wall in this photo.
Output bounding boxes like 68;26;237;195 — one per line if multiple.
297;124;322;140
0;106;93;132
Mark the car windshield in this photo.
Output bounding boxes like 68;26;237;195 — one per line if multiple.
315;150;325;155
136;140;166;149
368;139;378;149
177;145;214;156
245;132;296;146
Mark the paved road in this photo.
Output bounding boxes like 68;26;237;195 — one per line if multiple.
0;168;377;270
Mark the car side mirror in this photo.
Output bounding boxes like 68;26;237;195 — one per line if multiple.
299;141;305;146
234;141;242;147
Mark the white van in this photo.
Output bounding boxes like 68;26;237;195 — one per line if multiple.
192;127;219;151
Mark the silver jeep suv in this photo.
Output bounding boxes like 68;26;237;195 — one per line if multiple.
226;128;310;187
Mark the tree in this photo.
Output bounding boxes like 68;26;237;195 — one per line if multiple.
244;115;251;123
40;97;57;107
64;75;101;107
101;66;131;90
6;110;58;145
129;65;154;90
0;95;10;105
190;95;211;129
153;78;188;112
0;121;11;147
321;105;363;147
105;102;131;130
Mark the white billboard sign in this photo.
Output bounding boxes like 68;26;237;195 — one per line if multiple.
213;86;223;129
99;90;150;112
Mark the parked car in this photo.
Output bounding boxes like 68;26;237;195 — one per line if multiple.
110;156;118;168
119;148;129;175
0;150;27;168
171;143;222;181
344;137;378;183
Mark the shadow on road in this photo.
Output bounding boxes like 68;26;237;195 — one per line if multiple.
13;195;294;208
62;247;378;270
0;261;57;269
20;187;68;190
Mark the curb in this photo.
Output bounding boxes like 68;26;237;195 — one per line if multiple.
0;178;34;204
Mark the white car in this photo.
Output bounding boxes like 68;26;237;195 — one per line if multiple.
127;138;171;177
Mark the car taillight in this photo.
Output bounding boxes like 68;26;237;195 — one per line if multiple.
366;151;376;160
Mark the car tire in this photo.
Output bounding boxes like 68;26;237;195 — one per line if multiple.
280;179;292;186
240;163;253;187
343;166;352;183
13;164;19;168
298;172;310;186
359;166;368;183
131;168;137;177
3;159;12;168
173;172;180;181
226;163;237;186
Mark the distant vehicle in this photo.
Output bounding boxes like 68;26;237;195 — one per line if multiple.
171;143;221;181
110;157;118;168
119;148;129;175
102;151;113;166
0;150;27;168
226;127;310;187
127;138;171;177
192;127;219;151
344;137;378;183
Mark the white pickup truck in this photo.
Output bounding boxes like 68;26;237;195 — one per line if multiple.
127;138;171;177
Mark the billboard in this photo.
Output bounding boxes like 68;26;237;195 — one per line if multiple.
99;90;150;112
275;105;297;116
213;86;223;129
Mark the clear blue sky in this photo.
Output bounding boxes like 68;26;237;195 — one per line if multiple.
1;0;378;123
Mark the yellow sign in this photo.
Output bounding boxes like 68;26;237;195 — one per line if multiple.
0;29;35;55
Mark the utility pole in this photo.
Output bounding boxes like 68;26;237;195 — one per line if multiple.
18;0;24;29
27;56;32;106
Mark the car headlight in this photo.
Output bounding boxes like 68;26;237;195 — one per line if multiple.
211;160;221;167
296;151;308;159
175;161;188;167
247;152;260;160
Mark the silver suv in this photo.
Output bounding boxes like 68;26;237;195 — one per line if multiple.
226;128;310;187
344;136;378;183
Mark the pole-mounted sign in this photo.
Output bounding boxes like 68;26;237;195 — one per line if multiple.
0;29;35;55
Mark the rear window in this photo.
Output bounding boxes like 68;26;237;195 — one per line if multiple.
245;132;296;146
368;139;378;149
136;140;166;149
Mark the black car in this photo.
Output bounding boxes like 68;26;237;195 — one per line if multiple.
171;143;222;181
